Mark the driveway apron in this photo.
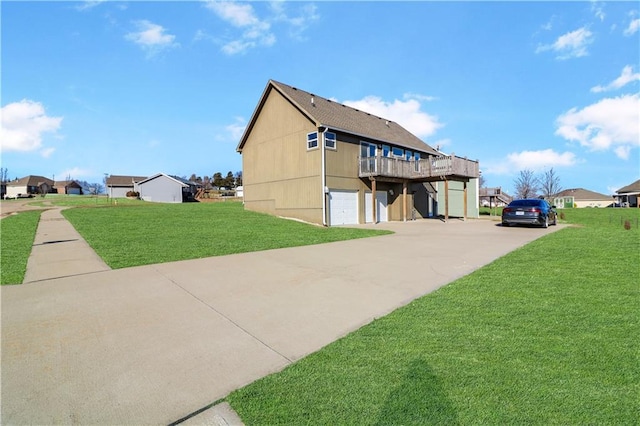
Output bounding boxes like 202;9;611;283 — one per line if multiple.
1;217;563;425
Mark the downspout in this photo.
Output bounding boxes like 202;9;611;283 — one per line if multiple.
320;126;328;226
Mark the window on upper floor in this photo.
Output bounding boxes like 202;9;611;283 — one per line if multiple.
324;132;336;149
307;132;318;150
392;147;404;158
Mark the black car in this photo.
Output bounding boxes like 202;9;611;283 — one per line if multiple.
502;199;557;228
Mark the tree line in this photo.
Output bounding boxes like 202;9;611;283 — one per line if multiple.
481;167;563;200
513;168;562;200
187;171;242;189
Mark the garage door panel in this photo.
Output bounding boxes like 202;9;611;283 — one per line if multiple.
329;190;358;226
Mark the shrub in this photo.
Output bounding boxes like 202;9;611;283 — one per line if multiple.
126;191;139;198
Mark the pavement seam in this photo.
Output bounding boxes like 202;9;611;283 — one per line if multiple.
151;265;294;364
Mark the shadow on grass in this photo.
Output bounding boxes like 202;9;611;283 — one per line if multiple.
376;359;459;425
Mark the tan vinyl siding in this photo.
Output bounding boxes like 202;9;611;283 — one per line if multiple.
242;88;323;223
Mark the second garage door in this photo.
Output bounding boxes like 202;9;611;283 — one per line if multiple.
328;190;358;225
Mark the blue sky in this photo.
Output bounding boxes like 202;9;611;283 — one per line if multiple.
2;1;639;195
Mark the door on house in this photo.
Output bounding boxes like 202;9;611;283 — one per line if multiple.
360;142;377;174
328;190;359;225
365;191;388;223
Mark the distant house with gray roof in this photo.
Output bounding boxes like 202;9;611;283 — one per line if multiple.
105;175;147;198
553;188;614;208
615;179;640;208
137;173;197;203
54;180;83;195
5;175;54;198
236;80;480;225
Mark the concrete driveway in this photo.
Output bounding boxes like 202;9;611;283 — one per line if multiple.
1;217;562;424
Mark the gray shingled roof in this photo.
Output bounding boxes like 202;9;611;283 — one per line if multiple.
7;175;54;187
105;175;147;187
553;188;613;200
238;80;439;155
617;179;640;194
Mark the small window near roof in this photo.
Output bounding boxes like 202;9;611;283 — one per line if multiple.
307;132;318;150
392;147;404;158
324;132;336;149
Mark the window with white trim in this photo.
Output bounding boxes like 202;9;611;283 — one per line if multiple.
324;132;336;149
392;147;404;158
307;132;318;150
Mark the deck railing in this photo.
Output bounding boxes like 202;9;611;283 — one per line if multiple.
359;154;479;180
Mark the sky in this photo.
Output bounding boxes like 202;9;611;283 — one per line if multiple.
1;1;639;196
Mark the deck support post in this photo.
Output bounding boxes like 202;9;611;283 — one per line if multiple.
463;180;468;221
444;179;449;222
403;180;408;222
371;178;377;224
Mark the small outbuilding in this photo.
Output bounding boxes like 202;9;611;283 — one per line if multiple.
137;173;197;203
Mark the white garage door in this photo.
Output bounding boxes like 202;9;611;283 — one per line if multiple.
365;191;388;223
329;190;358;226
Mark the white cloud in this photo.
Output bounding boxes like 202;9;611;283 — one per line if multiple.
343;96;442;138
226;116;247;141
75;0;106;11
125;20;179;57
624;18;640;36
205;1;274;54
555;94;640;159
403;92;438;102
270;2;319;40
591;65;640;92
506;149;577;171
591;1;606;22
540;15;557;31
0;100;62;156
203;0;318;54
58;167;92;179
536;27;593;60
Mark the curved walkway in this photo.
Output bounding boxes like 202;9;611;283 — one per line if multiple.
1;212;563;425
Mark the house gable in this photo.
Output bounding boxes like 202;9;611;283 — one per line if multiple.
239;83;323;221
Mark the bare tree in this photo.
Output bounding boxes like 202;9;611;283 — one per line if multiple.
514;169;539;199
538;168;562;200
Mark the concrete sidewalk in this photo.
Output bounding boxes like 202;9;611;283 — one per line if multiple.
1;212;563;425
23;207;110;283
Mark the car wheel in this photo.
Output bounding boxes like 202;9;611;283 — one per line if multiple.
543;216;549;228
552;215;557;226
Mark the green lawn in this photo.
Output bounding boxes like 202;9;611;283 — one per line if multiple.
62;201;391;269
227;208;640;425
1;210;42;285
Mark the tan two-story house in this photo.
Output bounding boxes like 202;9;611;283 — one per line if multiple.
237;80;479;226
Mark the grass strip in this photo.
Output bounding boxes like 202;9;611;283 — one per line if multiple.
1;210;42;285
227;208;640;424
63;201;391;269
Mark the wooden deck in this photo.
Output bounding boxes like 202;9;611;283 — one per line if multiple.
359;154;479;181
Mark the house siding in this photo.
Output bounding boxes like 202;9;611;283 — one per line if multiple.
436;180;479;218
242;88;323;223
138;175;184;203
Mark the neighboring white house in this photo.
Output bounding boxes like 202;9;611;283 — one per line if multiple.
553;188;613;208
5;175;54;198
137;173;197;203
235;185;244;198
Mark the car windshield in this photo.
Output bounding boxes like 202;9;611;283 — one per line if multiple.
509;200;543;207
